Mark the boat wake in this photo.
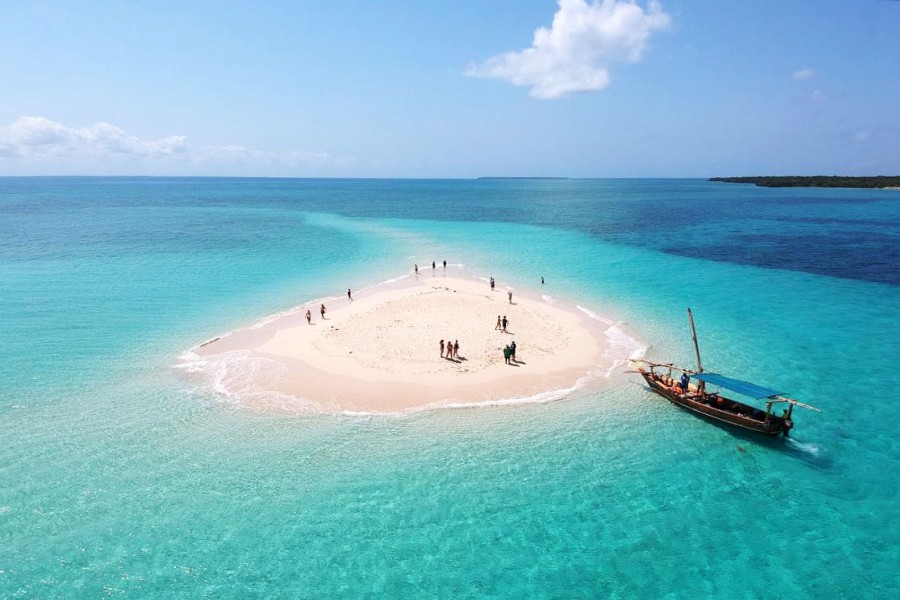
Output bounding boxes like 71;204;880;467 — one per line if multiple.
781;437;834;469
785;438;823;457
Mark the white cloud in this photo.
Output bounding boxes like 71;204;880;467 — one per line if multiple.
0;116;352;173
465;0;670;99
792;68;815;81
1;116;188;158
811;89;825;102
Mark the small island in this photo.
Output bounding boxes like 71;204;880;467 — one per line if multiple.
709;176;900;189
186;274;612;414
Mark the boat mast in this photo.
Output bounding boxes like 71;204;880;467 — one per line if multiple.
687;308;705;393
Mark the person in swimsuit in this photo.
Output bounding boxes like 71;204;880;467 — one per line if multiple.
320;304;326;319
347;288;353;301
305;310;311;324
453;340;459;359
510;340;517;362
495;315;502;330
440;339;445;358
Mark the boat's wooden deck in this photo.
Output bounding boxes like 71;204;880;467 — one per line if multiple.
641;369;784;434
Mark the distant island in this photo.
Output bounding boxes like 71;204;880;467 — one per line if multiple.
709;176;900;189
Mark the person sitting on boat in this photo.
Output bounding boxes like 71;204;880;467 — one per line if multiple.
679;372;690;394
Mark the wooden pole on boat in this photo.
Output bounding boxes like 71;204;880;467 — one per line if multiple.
687;308;705;393
687;309;703;372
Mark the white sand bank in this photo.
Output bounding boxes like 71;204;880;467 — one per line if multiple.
187;275;618;413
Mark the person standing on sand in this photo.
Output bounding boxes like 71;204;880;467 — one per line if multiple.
508;290;513;304
348;288;353;301
440;339;445;358
510;340;517;362
502;316;508;333
495;315;501;330
490;277;495;291
415;264;418;274
320;304;326;319
453;340;459;359
443;260;447;268
432;261;436;270
305;310;311;325
503;345;511;364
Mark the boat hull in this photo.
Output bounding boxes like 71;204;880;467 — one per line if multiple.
639;369;787;436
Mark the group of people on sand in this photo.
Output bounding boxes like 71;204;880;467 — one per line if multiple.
414;260;448;274
305;303;328;324
304;285;358;324
440;339;460;359
503;341;518;364
307;268;542;370
492;314;519;364
488;276;530;304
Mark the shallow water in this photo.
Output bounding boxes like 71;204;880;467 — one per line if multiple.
1;178;898;597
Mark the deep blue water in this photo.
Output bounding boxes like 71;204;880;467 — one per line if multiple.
5;177;894;283
1;177;898;598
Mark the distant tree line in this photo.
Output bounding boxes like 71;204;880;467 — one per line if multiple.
709;176;900;188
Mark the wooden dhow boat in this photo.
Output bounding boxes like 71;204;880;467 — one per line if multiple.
634;309;819;437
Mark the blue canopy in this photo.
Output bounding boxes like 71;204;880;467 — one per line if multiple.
689;373;785;399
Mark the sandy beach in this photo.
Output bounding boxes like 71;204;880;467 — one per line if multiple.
191;274;611;413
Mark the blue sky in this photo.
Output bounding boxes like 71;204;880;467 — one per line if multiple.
1;0;898;177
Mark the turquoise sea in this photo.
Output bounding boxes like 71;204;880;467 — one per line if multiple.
1;178;898;598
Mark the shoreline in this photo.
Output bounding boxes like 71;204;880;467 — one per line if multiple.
179;268;643;414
